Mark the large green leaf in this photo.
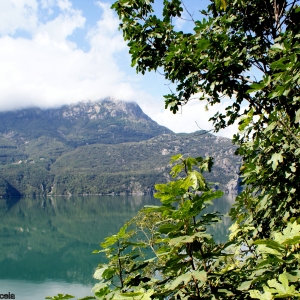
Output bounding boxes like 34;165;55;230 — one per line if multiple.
274;222;300;244
267;152;283;170
166;270;206;290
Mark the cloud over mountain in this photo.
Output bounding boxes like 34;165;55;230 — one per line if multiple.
0;0;237;138
0;0;140;112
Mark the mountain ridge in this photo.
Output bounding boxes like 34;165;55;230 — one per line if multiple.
0;99;172;146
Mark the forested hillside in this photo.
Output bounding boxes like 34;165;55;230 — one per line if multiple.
0;99;240;197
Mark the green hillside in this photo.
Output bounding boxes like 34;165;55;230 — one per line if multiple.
0;100;241;197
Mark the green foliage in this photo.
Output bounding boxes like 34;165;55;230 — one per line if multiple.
87;155;300;300
91;155;230;299
77;0;300;299
45;294;75;299
111;0;300;237
49;0;300;298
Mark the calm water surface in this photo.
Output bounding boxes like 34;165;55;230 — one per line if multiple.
0;195;235;299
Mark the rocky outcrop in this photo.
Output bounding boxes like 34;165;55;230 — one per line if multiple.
61;99;150;121
224;176;242;194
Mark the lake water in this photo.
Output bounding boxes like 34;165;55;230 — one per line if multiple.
0;195;235;299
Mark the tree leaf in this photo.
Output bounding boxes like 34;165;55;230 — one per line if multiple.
237;280;252;291
267;152;283;170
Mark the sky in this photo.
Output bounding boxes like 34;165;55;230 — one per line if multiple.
0;0;238;138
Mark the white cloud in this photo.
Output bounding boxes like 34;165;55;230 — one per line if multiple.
87;2;126;56
0;0;38;35
40;0;55;9
57;0;72;11
141;97;238;138
35;4;85;43
0;1;136;111
0;0;238;139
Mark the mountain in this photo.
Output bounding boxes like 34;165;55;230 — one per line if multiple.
0;99;241;197
0;99;171;147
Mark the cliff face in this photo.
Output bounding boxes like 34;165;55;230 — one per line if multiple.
60;100;150;120
0;99;241;197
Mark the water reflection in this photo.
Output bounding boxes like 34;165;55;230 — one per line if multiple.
202;194;235;243
0;279;93;300
0;195;234;298
0;196;159;283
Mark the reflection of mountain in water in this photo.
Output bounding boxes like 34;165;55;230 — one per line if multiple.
0;196;159;284
0;195;234;285
202;195;235;243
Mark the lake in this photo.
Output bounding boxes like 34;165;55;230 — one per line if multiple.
0;195;235;299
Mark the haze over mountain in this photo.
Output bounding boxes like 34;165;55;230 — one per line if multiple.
0;99;241;197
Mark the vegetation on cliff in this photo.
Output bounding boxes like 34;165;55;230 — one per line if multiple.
0;100;240;197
